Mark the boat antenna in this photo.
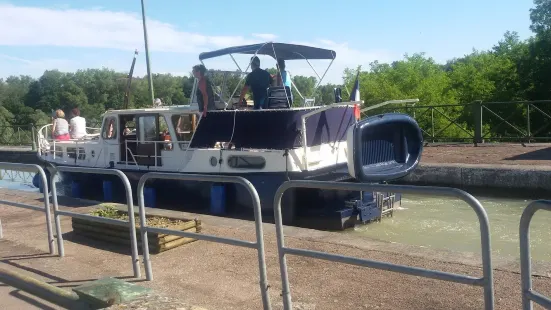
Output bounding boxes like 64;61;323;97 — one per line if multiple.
123;49;139;110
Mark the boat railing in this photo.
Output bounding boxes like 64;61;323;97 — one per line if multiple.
48;140;90;161
299;102;360;171
37;124;102;156
123;139;185;170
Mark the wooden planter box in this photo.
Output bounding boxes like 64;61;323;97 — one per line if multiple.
71;207;202;254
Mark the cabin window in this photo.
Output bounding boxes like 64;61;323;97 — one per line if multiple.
68;147;86;160
172;114;198;149
227;155;266;169
138;115;158;142
102;117;117;140
54;146;64;158
159;115;169;133
77;147;86;160
121;116;136;136
158;115;173;151
67;147;76;159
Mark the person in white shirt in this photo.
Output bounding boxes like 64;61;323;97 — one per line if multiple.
69;108;87;139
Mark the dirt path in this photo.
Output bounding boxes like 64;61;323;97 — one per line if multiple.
421;143;551;166
1;190;551;309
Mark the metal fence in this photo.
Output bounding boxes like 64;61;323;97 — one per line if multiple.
49;166;141;278
0;163;54;254
0;124;36;147
1;102;551;146
137;172;271;310
273;180;494;310
519;200;551;310
0;169;35;183
364;100;551;144
10;165;551;309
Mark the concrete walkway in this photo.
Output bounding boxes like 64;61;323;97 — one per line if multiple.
421;143;551;166
1;189;551;309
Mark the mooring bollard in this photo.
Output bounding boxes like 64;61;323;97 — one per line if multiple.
102;180;113;201
70;181;81;198
210;183;226;215
144;187;156;208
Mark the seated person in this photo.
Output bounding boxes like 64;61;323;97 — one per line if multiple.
51;109;70;140
69;108;86;139
237;56;273;110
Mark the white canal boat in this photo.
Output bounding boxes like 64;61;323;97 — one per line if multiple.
35;42;423;229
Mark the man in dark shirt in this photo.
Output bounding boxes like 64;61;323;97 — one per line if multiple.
238;56;273;109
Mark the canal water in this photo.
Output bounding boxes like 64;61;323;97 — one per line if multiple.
1;169;549;262
347;194;551;262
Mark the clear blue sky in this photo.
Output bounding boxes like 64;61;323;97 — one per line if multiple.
0;0;535;84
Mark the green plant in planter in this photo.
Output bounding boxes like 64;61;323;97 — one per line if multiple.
91;205;121;218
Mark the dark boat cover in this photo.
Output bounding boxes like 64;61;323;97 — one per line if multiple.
190;107;355;149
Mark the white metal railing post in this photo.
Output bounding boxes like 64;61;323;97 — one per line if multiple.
136;172;271;310
274;181;494;310
519;200;551;310
50;167;141;278
154;141;157;168
0;163;54;255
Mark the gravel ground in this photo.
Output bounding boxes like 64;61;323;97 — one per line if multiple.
1;183;551;309
421;143;551;166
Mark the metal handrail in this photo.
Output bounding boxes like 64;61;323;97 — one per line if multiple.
49;167;141;278
0;163;54;255
519;200;551;310
273;180;494;310
137;172;271;310
360;98;419;114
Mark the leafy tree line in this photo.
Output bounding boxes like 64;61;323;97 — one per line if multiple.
0;67;339;130
342;0;551;140
1;0;551;142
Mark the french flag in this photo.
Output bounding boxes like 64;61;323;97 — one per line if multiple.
349;71;361;102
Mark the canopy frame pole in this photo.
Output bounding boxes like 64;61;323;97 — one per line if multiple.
230;54;243;73
309;58;335;106
226;43;268;106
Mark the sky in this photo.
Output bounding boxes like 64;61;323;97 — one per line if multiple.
0;0;536;84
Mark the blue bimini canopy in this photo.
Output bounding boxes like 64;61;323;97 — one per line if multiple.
198;42;337;61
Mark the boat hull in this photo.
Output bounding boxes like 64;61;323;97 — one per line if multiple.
48;163;368;229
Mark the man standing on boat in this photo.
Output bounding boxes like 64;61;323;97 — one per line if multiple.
238;56;273;109
192;64;215;117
